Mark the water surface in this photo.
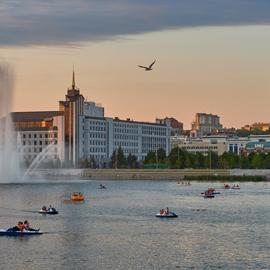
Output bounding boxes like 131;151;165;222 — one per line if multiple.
0;180;269;270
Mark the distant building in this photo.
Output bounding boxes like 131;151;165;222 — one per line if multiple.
58;71;171;165
241;140;270;154
242;122;270;132
10;71;171;167
171;136;226;156
156;117;183;136
12;111;65;163
82;117;170;165
190;113;222;137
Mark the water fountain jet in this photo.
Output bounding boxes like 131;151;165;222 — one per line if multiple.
0;64;21;182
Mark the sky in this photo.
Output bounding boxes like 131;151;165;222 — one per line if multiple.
0;0;270;129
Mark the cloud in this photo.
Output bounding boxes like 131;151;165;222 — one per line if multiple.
0;0;270;46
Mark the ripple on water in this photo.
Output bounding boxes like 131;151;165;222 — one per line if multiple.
0;180;269;270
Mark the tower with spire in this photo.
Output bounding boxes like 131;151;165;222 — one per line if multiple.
59;69;85;165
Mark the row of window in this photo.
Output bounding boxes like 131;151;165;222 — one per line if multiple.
87;121;106;126
88;133;106;139
113;128;139;134
183;146;218;150
87;126;106;131
142;137;167;142
88;147;106;153
114;135;138;140
142;127;167;136
22;133;57;139
88;140;106;146
114;141;138;147
22;140;57;146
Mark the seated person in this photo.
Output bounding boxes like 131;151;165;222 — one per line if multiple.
42;206;47;211
7;221;24;232
160;208;165;215
24;220;39;232
48;206;56;212
165;207;170;215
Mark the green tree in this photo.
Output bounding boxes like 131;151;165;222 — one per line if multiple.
157;148;166;164
263;153;270;169
251;153;264;169
239;154;250;169
111;147;127;168
127;153;138;168
144;151;156;165
168;147;185;169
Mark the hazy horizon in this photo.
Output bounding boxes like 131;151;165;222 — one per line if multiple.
1;1;270;129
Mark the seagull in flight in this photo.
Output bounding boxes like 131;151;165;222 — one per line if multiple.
138;60;156;71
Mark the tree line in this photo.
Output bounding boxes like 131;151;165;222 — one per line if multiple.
144;147;270;169
26;146;270;169
78;147;270;169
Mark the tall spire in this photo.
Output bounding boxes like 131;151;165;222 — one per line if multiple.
72;65;75;89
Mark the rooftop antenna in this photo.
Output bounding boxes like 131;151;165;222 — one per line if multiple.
72;64;75;89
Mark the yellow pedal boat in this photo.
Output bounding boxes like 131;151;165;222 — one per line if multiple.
70;192;85;202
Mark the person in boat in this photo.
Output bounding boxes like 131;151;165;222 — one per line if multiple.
48;205;55;212
7;221;25;232
165;207;170;215
48;206;57;212
42;206;47;211
24;220;39;232
160;208;165;215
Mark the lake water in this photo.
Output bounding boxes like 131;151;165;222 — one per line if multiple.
0;180;269;270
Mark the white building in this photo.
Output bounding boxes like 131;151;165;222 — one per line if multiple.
84;101;104;118
78;116;170;165
12;111;65;164
59;72;171;165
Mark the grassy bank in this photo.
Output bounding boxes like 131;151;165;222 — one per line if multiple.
183;175;267;181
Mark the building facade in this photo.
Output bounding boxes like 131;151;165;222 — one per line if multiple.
156;117;183;136
190;113;222;137
9;71;170;167
171;136;226;156
81;117;170;165
12;111;65;164
57;72;171;165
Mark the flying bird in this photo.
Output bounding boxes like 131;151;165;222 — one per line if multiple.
138;60;156;71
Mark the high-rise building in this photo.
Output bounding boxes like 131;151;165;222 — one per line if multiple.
190;113;222;137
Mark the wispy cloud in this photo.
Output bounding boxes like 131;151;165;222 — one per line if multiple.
0;0;270;46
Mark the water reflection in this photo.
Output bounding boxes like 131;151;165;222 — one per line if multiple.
0;180;269;269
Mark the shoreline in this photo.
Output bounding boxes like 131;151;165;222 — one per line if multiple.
26;169;270;181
